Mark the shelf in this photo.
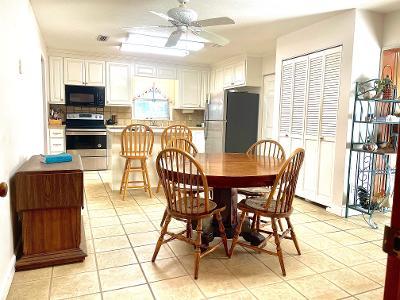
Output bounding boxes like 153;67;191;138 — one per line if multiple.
348;204;376;215
356;98;400;103
351;147;398;155
354;120;400;125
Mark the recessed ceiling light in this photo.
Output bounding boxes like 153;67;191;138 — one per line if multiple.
127;33;204;52
120;43;189;57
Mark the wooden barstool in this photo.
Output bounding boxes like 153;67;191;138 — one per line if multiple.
120;124;154;200
153;148;228;279
156;124;192;193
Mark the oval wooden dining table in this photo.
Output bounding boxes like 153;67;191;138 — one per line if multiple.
193;153;286;245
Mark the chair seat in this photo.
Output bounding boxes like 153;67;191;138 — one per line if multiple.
238;186;271;196
172;198;217;215
120;152;148;159
239;196;277;212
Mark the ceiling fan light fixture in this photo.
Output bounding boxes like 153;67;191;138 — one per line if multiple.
127;33;204;51
120;43;189;57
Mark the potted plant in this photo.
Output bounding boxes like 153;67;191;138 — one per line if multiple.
374;75;394;99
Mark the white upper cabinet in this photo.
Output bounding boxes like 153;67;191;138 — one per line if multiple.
49;56;64;104
157;66;177;79
211;56;262;91
176;68;205;109
85;60;105;86
135;63;157;77
106;62;132;106
64;58;105;86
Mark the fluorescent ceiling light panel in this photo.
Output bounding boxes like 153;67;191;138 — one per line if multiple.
127;33;204;51
120;43;189;57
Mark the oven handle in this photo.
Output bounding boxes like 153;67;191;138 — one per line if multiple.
66;131;107;136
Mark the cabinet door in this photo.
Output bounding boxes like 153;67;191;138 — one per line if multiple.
223;65;234;88
64;58;85;85
215;68;224;92
178;69;201;108
106;62;131;106
233;61;246;86
85;60;105;86
135;63;157;77
157;66;176;79
199;71;209;108
278;60;294;154
49;56;64;104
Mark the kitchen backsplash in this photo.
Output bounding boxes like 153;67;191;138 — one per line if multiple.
49;105;204;127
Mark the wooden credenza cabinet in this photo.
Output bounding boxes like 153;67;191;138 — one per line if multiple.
14;155;86;271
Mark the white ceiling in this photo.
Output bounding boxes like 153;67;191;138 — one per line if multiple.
31;0;400;65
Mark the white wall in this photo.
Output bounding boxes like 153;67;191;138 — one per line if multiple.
273;10;357;211
272;9;384;214
382;9;400;49
0;0;47;298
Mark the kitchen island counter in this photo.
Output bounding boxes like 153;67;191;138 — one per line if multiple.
106;126;205;191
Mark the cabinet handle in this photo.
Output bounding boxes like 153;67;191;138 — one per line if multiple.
0;182;8;197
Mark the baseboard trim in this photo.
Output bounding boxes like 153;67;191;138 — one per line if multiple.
326;204;346;216
0;254;16;300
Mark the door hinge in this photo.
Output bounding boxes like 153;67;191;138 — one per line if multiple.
383;225;400;256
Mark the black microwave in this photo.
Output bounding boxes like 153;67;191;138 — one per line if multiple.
65;85;105;107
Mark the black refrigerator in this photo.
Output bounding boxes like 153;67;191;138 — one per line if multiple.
204;91;259;153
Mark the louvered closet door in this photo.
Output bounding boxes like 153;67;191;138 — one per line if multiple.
317;47;342;205
290;57;308;195
278;60;294;153
302;52;324;200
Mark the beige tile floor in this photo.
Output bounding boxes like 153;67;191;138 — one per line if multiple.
7;171;391;300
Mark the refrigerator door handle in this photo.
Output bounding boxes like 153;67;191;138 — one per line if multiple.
205;121;208;140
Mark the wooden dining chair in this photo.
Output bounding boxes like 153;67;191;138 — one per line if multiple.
153;148;228;279
229;148;305;276
119;124;154;200
159;138;199;227
238;139;286;197
156;125;193;193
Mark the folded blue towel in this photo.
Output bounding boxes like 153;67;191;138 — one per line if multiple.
41;153;73;164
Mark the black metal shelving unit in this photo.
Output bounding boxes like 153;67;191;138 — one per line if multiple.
345;79;398;228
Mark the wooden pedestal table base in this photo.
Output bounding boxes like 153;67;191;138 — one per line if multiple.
187;153;285;247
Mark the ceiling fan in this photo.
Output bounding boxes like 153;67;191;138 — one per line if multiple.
125;0;235;48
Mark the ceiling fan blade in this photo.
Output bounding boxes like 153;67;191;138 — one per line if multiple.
191;17;235;27
123;25;174;32
165;30;183;47
194;29;229;46
149;11;175;22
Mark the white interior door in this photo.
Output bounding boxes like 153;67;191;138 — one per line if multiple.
303;52;324;200
278;60;294;154
316;48;342;205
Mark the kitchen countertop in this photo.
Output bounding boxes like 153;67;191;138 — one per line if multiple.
106;125;204;134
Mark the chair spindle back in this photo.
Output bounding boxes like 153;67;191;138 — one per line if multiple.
246;139;286;159
156;148;211;215
161;125;192;150
121;124;154;157
265;148;305;214
166;138;198;156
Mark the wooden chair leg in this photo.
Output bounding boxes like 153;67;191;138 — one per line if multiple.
160;209;167;227
156;180;162;193
272;218;286;276
142;160;152;198
122;159;131;200
215;212;228;256
286;217;301;255
152;214;171;262
186;220;192;239
228;211;247;257
278;219;284;231
140;159;148;193
119;159;128;194
194;219;202;279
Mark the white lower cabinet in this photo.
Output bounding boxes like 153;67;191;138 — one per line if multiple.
192;130;205;153
48;128;65;154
